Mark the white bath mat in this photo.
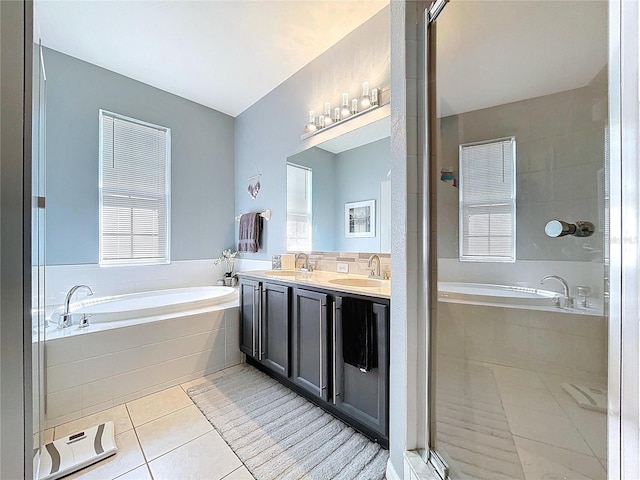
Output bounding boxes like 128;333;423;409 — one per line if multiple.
39;421;117;480
561;383;607;413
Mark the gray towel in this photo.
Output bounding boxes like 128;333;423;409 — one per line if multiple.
238;213;262;253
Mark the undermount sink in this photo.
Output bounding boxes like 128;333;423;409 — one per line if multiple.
264;270;301;276
328;278;386;288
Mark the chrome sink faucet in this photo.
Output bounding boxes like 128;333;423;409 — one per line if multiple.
368;254;382;279
540;275;574;308
296;252;312;272
59;284;93;328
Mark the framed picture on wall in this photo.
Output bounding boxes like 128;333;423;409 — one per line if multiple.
345;199;375;238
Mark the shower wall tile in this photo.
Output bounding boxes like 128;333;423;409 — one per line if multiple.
437;75;607;264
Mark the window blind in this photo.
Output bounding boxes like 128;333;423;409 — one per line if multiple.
459;137;516;262
99;111;170;265
286;163;312;251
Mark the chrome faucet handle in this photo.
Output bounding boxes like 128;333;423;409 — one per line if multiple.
576;286;591;307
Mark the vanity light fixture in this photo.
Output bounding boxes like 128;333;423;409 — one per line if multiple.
302;81;385;139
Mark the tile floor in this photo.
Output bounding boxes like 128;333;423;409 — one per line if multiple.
42;365;255;480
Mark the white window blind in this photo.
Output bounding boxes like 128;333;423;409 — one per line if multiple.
99;110;170;265
459;137;516;262
286;163;312;251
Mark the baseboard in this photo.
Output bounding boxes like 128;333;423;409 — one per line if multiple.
404;450;441;480
386;459;402;480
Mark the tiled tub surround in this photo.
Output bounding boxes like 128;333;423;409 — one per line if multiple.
44;301;243;429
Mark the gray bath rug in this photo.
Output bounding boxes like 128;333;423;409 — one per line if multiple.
187;366;388;480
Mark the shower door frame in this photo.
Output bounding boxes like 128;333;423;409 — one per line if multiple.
418;0;640;478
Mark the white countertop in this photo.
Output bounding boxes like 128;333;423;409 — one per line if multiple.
237;270;391;299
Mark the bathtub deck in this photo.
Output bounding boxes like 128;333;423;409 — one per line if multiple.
40;365;254;480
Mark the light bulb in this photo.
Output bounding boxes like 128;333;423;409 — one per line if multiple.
323;102;333;126
306;110;317;133
341;93;351;118
361;81;371;108
351;98;358;115
317;114;325;129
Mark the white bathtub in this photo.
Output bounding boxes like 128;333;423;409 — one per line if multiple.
54;286;237;323
44;286;242;428
438;282;559;306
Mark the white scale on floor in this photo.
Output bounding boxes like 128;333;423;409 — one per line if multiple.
39;421;117;480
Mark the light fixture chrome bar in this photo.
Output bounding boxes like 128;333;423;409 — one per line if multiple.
428;0;448;23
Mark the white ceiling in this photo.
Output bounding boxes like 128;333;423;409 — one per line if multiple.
435;0;608;117
35;0;388;117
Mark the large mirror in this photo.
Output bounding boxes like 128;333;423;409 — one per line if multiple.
286;119;390;254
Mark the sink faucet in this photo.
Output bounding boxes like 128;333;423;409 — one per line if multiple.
540;275;574;308
368;254;382;279
59;284;93;328
296;252;312;272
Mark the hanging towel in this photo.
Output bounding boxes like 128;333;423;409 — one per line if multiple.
238;213;262;253
342;297;377;372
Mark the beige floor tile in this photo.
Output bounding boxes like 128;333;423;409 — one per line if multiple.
65;429;145;480
54;404;133;440
113;464;153;480
126;386;193;427
136;405;213;460
514;436;606;480
504;404;592;455
223;466;255;480
43;428;54;444
148;430;242;480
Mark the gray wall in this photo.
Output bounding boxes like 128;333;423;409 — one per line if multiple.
235;7;390;260
1;0;31;477
44;48;236;265
334;137;391;252
436;69;607;262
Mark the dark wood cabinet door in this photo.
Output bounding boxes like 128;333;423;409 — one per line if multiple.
260;282;291;377
291;288;329;401
333;296;389;439
239;279;260;358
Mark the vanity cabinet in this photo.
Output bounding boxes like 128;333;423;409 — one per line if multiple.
291;288;330;401
238;275;390;446
239;279;291;377
333;296;389;439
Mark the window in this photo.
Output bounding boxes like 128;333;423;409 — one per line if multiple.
459;137;516;262
99;110;170;265
286;163;312;251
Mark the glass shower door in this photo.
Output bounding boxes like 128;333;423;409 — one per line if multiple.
428;2;609;479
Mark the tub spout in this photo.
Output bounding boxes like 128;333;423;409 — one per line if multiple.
540;275;573;308
59;284;93;328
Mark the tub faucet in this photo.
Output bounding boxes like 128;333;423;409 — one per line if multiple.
368;254;382;279
59;284;93;328
540;275;574;308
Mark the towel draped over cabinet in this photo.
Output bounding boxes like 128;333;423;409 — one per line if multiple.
238;213;262;253
341;297;377;372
